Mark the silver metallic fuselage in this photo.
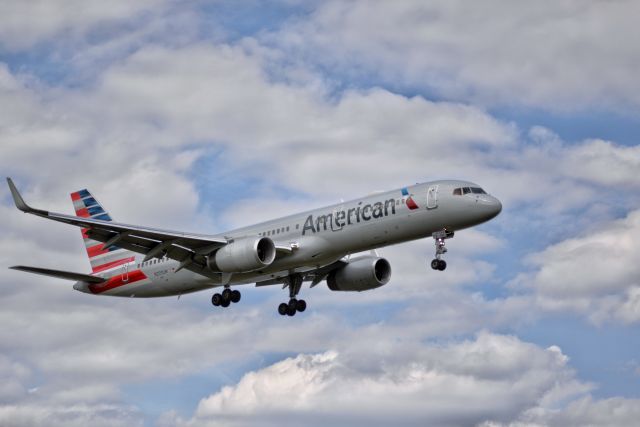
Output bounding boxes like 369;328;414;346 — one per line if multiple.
74;180;501;297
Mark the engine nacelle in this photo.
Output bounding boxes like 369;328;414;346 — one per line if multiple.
327;256;391;292
208;237;276;273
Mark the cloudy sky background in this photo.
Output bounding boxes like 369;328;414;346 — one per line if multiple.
1;1;639;425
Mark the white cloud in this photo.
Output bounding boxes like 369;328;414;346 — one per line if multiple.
562;139;640;188
163;333;594;427
0;355;30;402
482;396;640;427
270;1;640;111
86;43;517;198
513;208;640;324
0;403;144;427
0;0;167;51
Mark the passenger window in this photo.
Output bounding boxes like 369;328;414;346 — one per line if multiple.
463;187;471;195
453;188;462;195
296;224;299;229
287;226;290;232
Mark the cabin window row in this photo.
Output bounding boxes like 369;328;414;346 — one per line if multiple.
259;226;290;237
138;256;168;268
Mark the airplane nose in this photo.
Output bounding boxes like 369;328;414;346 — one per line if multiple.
492;198;502;216
477;195;502;220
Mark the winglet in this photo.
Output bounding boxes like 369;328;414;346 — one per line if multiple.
6;178;47;215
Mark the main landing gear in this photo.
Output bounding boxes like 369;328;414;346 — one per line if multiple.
430;229;454;271
278;273;307;317
211;286;241;308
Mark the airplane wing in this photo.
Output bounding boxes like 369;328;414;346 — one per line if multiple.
255;258;348;288
7;178;227;279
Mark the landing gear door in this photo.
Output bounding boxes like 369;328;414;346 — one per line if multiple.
427;185;438;209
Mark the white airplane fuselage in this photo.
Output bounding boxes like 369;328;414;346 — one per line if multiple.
72;180;501;298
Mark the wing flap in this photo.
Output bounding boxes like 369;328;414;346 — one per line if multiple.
10;266;106;283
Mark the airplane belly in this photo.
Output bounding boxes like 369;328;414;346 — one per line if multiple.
90;267;216;297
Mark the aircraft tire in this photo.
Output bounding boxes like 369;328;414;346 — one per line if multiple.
278;303;288;316
211;293;222;306
222;288;232;301
438;260;447;271
296;299;307;312
286;305;296;316
230;290;241;303
221;299;230;308
288;298;298;311
431;259;440;270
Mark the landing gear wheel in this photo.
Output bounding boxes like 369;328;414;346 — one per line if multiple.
279;274;307;317
438;260;447;271
211;293;222;306
221;299;230;308
222;288;232;301
230;290;241;303
431;259;440;270
278;303;288;316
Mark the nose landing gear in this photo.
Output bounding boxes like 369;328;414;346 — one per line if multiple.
278;273;307;317
430;229;454;271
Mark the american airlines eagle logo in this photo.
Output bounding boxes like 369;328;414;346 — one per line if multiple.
402;187;419;210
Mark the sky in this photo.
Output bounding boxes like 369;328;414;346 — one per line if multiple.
1;1;639;426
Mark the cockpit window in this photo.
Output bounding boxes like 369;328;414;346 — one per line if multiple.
453;187;487;195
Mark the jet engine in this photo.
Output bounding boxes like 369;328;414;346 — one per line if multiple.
208;237;276;272
327;256;391;292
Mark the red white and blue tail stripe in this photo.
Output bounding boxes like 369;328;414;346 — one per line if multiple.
70;189;135;273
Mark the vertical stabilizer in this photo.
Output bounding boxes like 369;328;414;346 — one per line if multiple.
70;189;135;273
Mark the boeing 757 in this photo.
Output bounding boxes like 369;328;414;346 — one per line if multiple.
7;178;501;316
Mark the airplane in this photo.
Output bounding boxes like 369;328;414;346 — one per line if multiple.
6;178;501;316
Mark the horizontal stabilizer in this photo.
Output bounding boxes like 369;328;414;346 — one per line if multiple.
10;266;106;283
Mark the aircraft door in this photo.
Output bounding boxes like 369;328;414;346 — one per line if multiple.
121;263;129;283
427;185;438;209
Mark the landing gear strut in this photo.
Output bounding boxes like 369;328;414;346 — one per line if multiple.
431;229;454;271
278;273;307;317
211;286;241;308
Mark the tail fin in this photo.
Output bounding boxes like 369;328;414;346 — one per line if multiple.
70;189;136;273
